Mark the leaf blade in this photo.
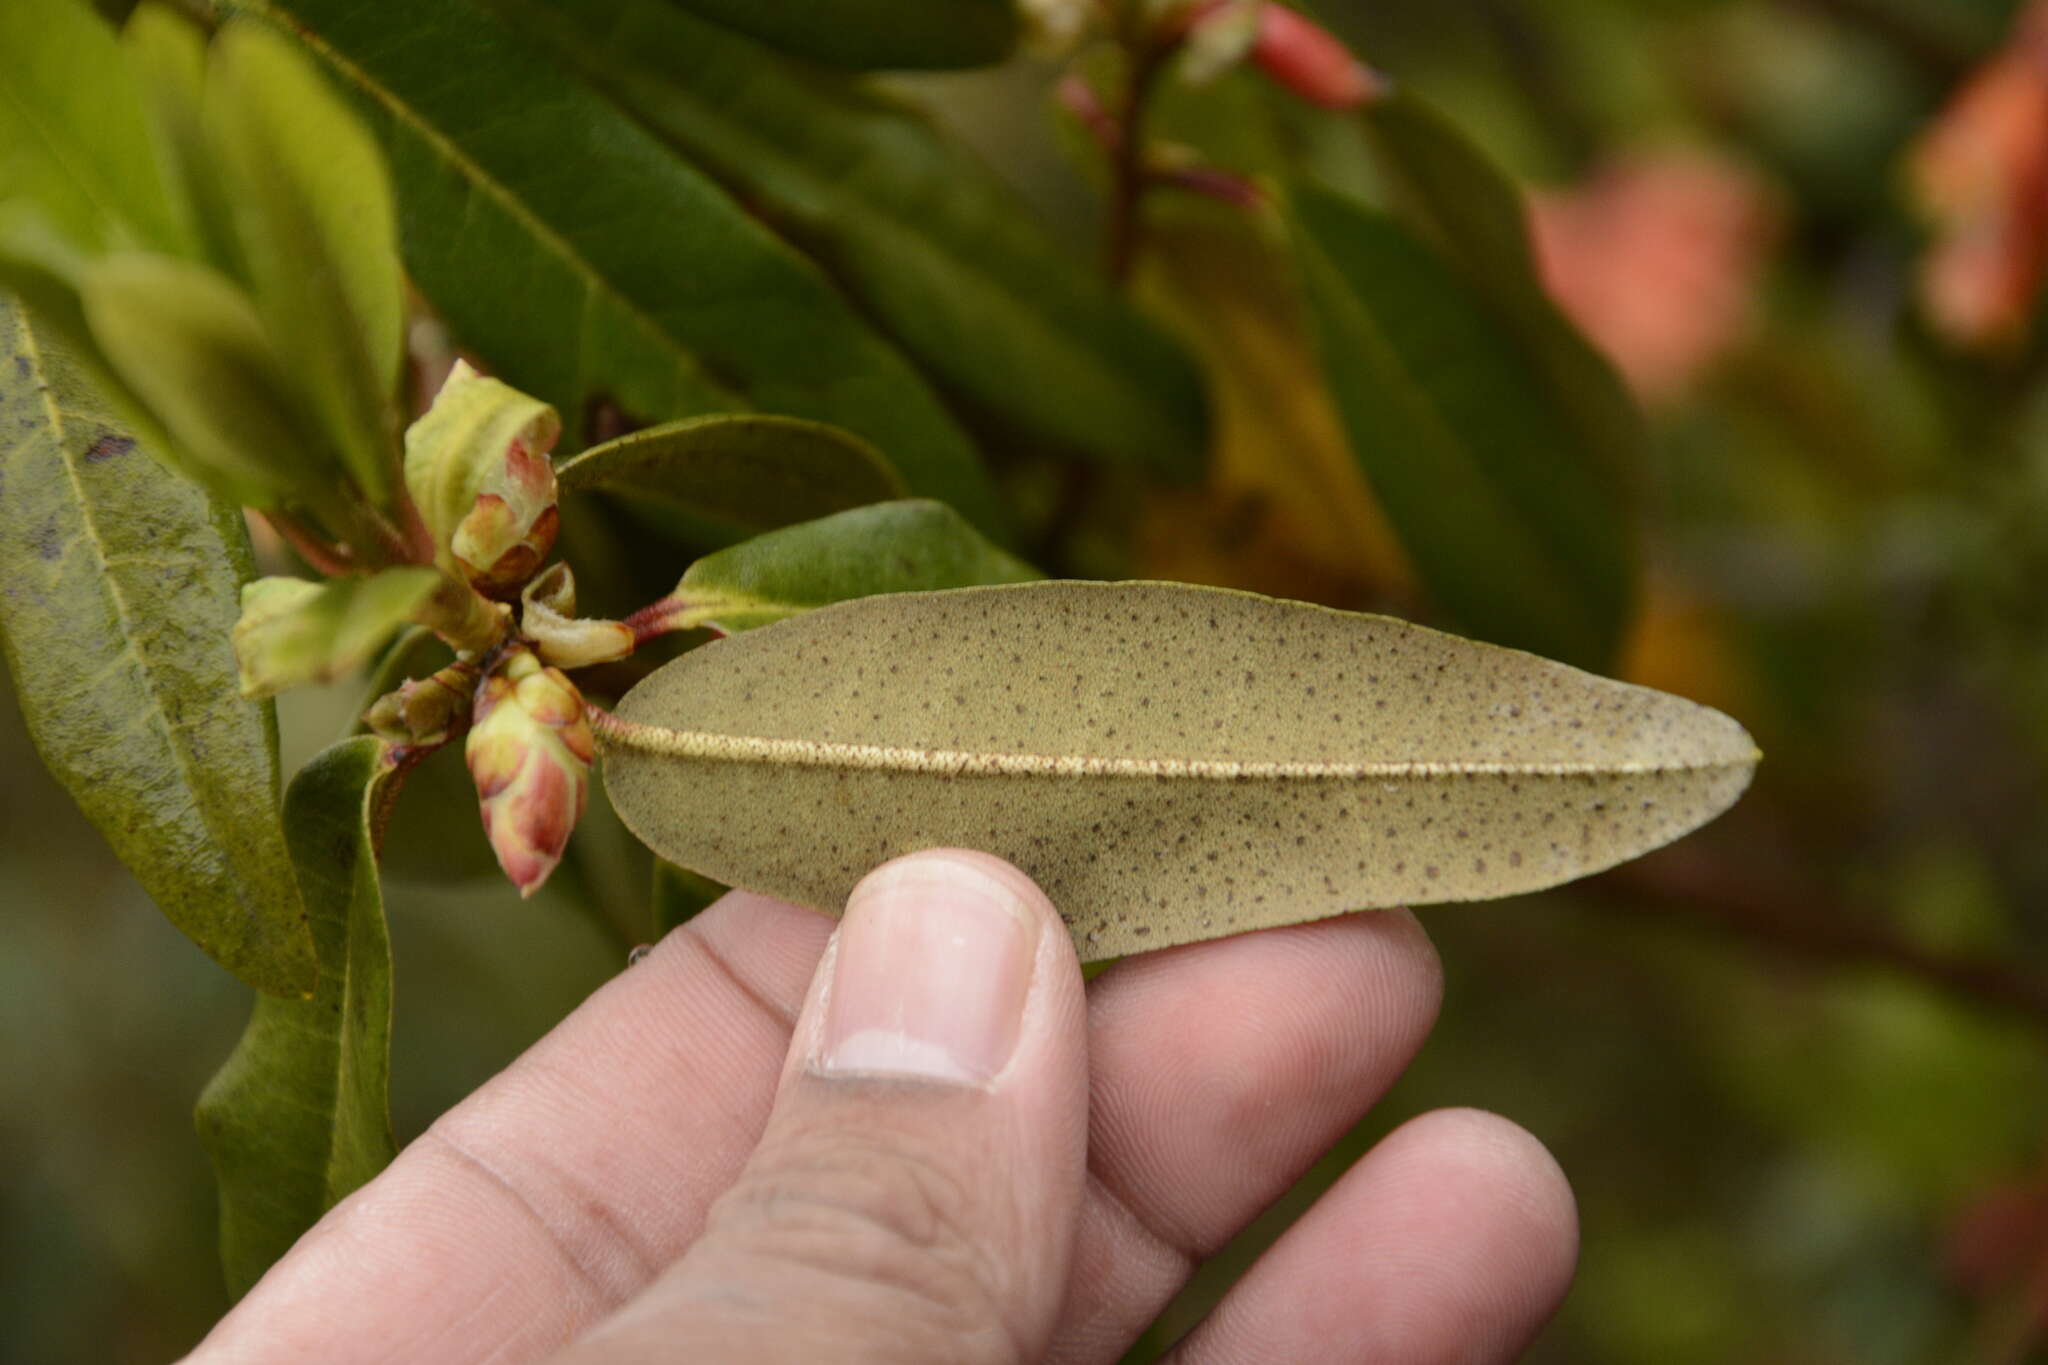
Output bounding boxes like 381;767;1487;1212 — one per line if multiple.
0;0;191;256
554;414;905;530
235;0;1001;529
196;735;399;1297
0;297;314;993
498;0;1208;477
668;499;1041;634
1290;183;1634;670
660;0;1018;70
204;20;405;503
603;581;1757;960
1356;92;1647;498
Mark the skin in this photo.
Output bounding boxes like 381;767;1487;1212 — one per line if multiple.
186;849;1578;1364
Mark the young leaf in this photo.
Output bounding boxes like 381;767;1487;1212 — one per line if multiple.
231;0;1002;531
602;581;1758;961
0;0;192;257
233;568;444;699
204;20;405;505
196;736;401;1297
495;0;1209;477
0;298;314;995
641;499;1040;635
554;414;905;530
659;0;1018;71
122;3;243;275
1290;183;1634;671
81;251;332;508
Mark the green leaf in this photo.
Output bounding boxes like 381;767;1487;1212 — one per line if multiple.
659;0;1017;70
496;0;1208;477
233;568;444;699
1356;92;1646;496
651;499;1040;635
197;736;400;1297
232;0;1001;531
81;251;332;508
122;3;242;277
0;297;314;995
0;0;191;257
554;414;905;532
1289;182;1634;671
204;20;405;504
603;582;1758;961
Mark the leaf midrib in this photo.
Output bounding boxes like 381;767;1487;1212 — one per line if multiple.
598;715;1756;780
16;319;229;853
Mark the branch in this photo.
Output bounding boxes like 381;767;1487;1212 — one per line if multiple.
1589;842;2048;1032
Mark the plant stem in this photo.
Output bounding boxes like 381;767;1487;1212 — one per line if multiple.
1591;844;2048;1034
263;511;357;577
1106;33;1171;285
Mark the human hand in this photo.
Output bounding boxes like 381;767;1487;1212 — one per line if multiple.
188;848;1576;1363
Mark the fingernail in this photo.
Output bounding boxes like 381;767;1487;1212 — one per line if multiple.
816;854;1039;1086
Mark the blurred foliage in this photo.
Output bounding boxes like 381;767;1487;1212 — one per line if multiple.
7;0;2048;1360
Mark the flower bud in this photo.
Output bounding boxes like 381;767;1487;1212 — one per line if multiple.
363;660;479;749
405;360;562;598
465;645;592;896
1249;4;1383;110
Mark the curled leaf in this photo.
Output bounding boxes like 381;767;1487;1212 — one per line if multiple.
521;564;634;670
602;581;1758;961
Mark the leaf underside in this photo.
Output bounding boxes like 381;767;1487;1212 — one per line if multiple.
0;297;313;993
196;736;399;1298
603;581;1758;961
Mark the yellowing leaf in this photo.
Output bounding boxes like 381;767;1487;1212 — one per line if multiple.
602;581;1758;960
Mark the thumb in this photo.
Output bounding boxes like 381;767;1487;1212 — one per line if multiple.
550;850;1090;1365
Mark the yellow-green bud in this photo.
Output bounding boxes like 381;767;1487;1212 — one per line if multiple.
405;361;561;598
465;645;592;896
363;660;479;748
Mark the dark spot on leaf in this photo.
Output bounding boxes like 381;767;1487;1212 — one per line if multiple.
84;433;135;463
